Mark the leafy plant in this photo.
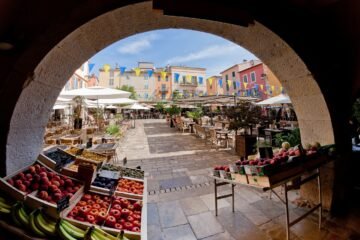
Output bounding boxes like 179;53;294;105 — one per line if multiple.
155;102;165;113
165;105;181;116
172;90;181;100
274;128;301;147
117;85;137;100
226;101;263;135
186;108;203;120
106;124;122;137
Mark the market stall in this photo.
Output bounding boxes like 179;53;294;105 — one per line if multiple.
0;147;147;240
210;143;336;240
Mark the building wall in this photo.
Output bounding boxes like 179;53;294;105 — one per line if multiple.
239;63;267;99
170;66;206;98
154;70;172;101
263;64;283;96
98;67;156;101
206;76;222;96
63;61;89;90
221;65;241;96
87;74;98;87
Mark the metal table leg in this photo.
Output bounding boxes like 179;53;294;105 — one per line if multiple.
232;184;235;213
284;183;290;240
214;179;218;216
318;168;322;229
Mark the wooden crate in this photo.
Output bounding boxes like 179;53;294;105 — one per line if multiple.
61;189;146;240
24;174;84;219
0;162;36;201
247;175;272;187
38;147;75;170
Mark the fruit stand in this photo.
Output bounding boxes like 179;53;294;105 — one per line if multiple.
0;151;147;240
210;143;335;240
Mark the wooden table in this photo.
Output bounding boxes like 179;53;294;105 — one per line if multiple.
210;155;332;240
59;134;81;145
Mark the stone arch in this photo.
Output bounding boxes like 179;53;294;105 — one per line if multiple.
6;2;333;173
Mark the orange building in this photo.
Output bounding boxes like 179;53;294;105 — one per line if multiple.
206;76;222;96
154;68;172;101
263;64;283;96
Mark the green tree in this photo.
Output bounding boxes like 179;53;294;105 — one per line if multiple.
172;90;181;100
155;102;165;113
117;85;137;100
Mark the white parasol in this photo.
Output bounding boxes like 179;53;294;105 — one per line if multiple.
256;94;291;105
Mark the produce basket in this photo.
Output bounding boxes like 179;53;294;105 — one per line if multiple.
38;147;75;170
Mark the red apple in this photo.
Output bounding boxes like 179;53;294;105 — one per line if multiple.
119;218;126;224
127;216;134;222
39;191;48;200
28;166;36;174
7;178;14;186
75;216;85;222
105;216;116;228
15;179;23;187
33;174;41;182
82;194;92;201
121;209;130;218
90;209;99;216
97;211;107;223
18;184;27;192
110;209;121;219
53;193;62;202
47;172;55;179
131;226;140;232
133;220;141;227
127;204;134;211
39;172;47;178
86;214;96;223
40;184;49;191
133;201;142;211
115;223;123;230
124;222;134;230
112;204;122;211
92;204;101;209
52;180;60;187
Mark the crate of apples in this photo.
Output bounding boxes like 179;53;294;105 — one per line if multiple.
65;192;112;226
103;196;142;234
115;178;144;199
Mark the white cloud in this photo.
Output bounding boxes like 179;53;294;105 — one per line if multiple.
166;44;239;64
117;33;159;54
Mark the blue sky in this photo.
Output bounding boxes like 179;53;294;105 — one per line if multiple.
89;29;258;77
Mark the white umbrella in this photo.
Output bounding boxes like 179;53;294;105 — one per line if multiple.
59;86;131;99
53;104;68;110
122;103;150;110
178;104;197;109
256;94;291;105
56;97;73;102
90;98;137;105
105;105;118;109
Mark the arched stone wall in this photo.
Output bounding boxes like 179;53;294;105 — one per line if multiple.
7;2;333;174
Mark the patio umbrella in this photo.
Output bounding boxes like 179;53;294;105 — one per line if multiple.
256;94;291;105
122;103;150;110
53;104;68;110
94;98;137;105
105;105;118;109
59;86;131;99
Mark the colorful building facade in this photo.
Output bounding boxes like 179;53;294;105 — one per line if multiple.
63;61;90;91
169;66;206;98
206;76;223;96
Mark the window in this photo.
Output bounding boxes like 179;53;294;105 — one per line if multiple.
144;84;148;89
182;76;186;84
166;76;169;82
232;71;235;77
144;75;149;80
73;77;78;89
161;84;166;91
109;77;114;86
192;76;197;85
250;71;256;82
226;82;229;91
158;75;161;82
233;81;236;90
144;93;149;99
243;74;248;83
161;93;166;100
198;77;203;85
225;74;228;80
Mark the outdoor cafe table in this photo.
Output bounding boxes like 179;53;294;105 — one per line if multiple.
59;134;81;145
209;155;332;240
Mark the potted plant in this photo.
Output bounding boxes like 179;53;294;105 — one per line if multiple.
165;105;181;128
155;102;165;119
186;108;203;124
226;101;263;158
72;96;84;129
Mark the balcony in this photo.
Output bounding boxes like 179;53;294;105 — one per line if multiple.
179;81;198;87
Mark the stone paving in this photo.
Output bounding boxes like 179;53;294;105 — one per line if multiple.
118;119;360;240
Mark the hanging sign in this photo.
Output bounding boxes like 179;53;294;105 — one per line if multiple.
186;75;192;83
120;67;126;75
227;80;232;87
208;78;213;86
134;68;141;76
147;69;153;78
88;63;95;73
260;84;264;90
174;73;180;82
103;64;111;72
218;79;223;87
244;82;248;89
160;71;167;80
